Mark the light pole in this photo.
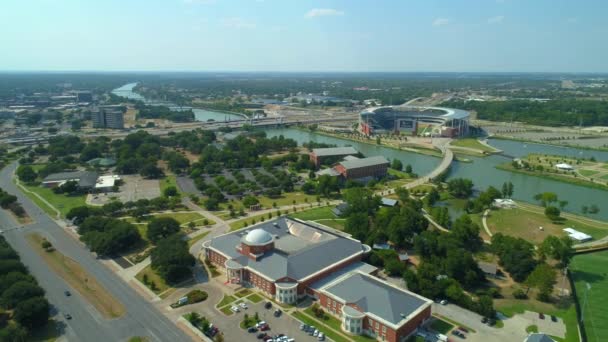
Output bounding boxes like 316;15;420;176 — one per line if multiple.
580;282;591;323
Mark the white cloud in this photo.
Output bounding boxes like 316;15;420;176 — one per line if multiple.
305;8;344;19
488;15;505;24
221;17;256;29
432;18;450;27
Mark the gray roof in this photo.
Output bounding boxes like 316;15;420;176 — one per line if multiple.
381;198;398;206
339;156;389;170
312;147;358;157
525;333;555;342
310;261;377;291
209;217;366;281
42;171;99;188
478;262;498;275
324;272;429;325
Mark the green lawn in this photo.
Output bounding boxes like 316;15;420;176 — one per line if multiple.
247;293;263;303
235;289;252;298
291;312;350;342
451;138;496;152
485;207;608;244
430;318;454;334
601;174;608;181
135;265;171;295
159;175;179;195
220;305;234;316
22;184;86;217
579;169;600;177
293;310;374;342
290;206;335;221
570;250;608;342
257;192;319;208
124;212;213;226
216;295;237;308
229;212;274;231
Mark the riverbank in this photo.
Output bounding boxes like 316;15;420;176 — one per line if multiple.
490;135;608;152
296;127;444;158
496;163;608;192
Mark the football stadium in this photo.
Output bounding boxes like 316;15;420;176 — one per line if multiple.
359;106;470;137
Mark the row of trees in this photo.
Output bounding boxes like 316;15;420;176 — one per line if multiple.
0;236;50;340
0;187;25;218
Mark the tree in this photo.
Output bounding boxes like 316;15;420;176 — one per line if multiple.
150;235;195;284
391;159;403;171
544;206;561;221
16;165;37;183
507;181;514;198
163;186;178;197
501;182;508;199
242;195;259;207
534;192;558;207
426;188;440;206
447;178;474;198
1;281;45;309
477;295;495;318
525;263;557;302
491;233;536;282
405;164;413;174
147;217;181;243
539;236;574;268
13;296;50;329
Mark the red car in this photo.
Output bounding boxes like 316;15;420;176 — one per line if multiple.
458;326;469;333
260;324;270;331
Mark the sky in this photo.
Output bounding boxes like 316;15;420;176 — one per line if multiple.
1;0;607;73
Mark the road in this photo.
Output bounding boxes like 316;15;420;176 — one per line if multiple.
0;162;192;342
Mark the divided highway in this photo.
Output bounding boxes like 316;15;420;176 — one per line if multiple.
0;163;191;342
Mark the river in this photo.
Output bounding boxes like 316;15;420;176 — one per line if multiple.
111;83;245;122
265;128;608;221
112;83;607;220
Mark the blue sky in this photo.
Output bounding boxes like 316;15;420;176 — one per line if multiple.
1;0;607;72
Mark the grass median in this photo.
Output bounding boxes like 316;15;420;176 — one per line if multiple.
26;233;125;319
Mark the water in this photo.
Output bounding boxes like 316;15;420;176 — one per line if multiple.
111;83;245;122
265;128;608;220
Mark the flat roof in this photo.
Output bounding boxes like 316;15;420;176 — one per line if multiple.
323;272;431;326
43;171;99;188
312;146;358;157
95;175;120;188
208;217;366;281
339;156;389;170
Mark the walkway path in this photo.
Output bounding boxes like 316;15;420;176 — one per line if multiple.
482;209;493;237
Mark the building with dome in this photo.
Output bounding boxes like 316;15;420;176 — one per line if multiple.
203;217;432;342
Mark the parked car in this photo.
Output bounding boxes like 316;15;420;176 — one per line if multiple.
313;329;319;337
318;332;325;341
248;327;258;333
239;302;248;309
539;313;545;320
487;318;496;326
230;305;240;313
256;321;267;328
300;324;307;330
551;315;558;322
451;330;465;338
265;301;273;309
260;324;270;331
458;326;469;333
64;290;71;297
64;313;72;320
257;333;267;339
481;317;488;324
440;299;448;305
274;309;282;317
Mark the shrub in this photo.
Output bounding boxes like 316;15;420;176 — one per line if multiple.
187;290;208;303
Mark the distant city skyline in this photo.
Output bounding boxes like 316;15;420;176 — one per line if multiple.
1;0;607;72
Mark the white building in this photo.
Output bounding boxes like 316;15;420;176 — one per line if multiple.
563;228;592;242
555;163;574;171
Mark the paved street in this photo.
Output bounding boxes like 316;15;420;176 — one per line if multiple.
0;162;192;342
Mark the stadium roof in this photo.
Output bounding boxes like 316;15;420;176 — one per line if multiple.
312;146;358;157
339;156;389;170
322;272;431;326
362;105;470;121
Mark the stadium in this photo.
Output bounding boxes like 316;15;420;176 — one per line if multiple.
359;106;470;137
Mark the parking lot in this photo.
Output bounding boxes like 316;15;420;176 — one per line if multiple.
87;175;161;205
224;300;319;342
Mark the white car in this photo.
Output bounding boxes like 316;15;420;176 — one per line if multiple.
440;300;448;305
313;329;319;337
230;305;240;312
318;333;325;341
255;321;267;328
239;302;248;309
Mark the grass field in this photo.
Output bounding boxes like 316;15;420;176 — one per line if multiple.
135;265;172;297
430;317;454;334
159;175;179;195
26;233;125;319
486;207;608;243
257;192;319;208
579;169;600;177
570;250;608;342
451;138;496;153
22;184;86;217
247;293;263;303
289;206;345;230
216;295;237;308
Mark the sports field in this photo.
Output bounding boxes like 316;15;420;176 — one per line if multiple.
570;250;608;342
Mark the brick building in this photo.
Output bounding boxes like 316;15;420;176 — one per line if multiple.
309;147;358;167
204;217;432;341
334;155;389;180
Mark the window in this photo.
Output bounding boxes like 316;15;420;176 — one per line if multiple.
382;326;386;333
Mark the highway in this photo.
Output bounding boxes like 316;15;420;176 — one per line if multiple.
0;163;192;342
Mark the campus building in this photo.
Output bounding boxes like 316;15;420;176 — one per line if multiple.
334;155;390;180
309;147;359;167
204;217;432;341
92;106;124;129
